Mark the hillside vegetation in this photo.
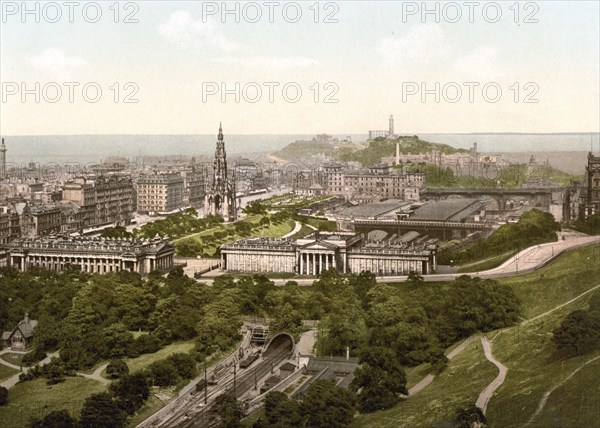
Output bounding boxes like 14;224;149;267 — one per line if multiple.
339;136;467;166
355;244;600;427
439;209;560;266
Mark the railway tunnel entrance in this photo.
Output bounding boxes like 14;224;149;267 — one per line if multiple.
263;333;294;358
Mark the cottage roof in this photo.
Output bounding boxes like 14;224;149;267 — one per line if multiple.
3;314;38;340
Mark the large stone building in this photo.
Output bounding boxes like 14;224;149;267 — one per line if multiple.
19;204;62;237
323;163;424;202
62;175;134;228
137;173;184;215
180;169;206;210
563;152;600;223
0;205;20;244
204;123;237;221
584;152;600;217
221;231;437;276
2;236;174;275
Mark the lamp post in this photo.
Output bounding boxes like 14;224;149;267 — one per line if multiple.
204;361;207;405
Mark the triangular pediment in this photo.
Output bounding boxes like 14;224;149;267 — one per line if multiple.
300;241;338;250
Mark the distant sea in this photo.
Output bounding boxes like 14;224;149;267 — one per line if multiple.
2;133;599;172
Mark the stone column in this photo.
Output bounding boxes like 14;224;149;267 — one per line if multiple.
312;253;316;276
299;253;304;275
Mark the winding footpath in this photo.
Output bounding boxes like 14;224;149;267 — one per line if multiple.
282;221;302;238
522;283;600;326
476;337;508;414
0;351;59;389
523;355;600;427
408;336;477;396
76;362;110;385
408;282;600;417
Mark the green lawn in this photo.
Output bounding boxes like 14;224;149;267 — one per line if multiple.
0;364;18;382
499;244;600;319
123;340;195;374
485;301;599;427
0;377;106;428
457;250;517;273
176;217;294;257
531;358;600;428
352;342;497;427
0;341;198;427
291;223;315;238
253;220;295;238
0;353;24;367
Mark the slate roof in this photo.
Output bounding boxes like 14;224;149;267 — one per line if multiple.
339;200;410;219
280;362;297;371
409;198;482;222
306;356;359;375
2;315;38;340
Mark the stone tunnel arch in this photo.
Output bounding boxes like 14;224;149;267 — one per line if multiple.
263;333;295;357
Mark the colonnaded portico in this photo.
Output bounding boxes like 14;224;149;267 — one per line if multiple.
298;252;337;276
1;236;174;275
221;232;436;276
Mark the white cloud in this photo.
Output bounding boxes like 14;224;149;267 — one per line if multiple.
377;24;448;66
453;46;503;80
28;48;86;78
159;11;237;52
214;56;318;71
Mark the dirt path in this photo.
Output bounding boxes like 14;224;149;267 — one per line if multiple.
476;337;507;414
408;336;477;396
0;351;59;390
524;355;600;427
410;282;600;400
282;221;302;238
522;283;600;326
77;362;110;385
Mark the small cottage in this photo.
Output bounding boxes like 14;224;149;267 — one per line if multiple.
2;313;38;351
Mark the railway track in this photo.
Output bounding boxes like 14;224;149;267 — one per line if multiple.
162;339;293;428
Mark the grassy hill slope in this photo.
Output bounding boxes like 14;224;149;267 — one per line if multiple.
355;244;600;427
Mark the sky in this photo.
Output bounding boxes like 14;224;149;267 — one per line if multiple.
1;1;599;135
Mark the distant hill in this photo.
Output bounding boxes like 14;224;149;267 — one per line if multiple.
270;141;337;162
270;140;365;162
338;136;468;165
271;135;468;166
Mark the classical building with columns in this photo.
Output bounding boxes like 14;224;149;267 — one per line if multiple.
1;236;174;275
221;232;436;276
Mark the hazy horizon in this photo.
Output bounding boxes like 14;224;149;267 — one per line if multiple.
2;133;599;175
